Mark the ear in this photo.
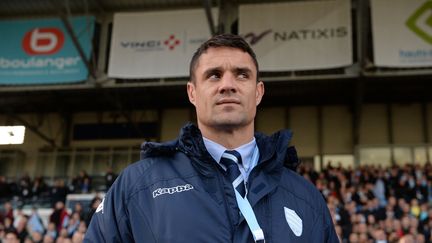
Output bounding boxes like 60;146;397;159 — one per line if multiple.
255;81;264;106
187;82;196;106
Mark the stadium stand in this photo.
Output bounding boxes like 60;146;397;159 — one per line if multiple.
1;0;432;242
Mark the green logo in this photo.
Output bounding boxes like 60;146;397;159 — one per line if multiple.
406;1;432;44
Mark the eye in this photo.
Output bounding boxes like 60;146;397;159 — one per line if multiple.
238;72;249;79
207;71;221;80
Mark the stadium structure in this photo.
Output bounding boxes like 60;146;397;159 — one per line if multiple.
0;0;431;192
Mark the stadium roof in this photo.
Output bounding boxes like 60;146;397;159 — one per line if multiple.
0;0;314;18
0;0;431;113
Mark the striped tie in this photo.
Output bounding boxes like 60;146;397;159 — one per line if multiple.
220;150;246;198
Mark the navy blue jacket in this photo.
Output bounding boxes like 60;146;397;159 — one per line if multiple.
84;123;339;242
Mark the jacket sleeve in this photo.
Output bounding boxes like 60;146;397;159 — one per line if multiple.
84;172;133;243
309;195;340;243
323;221;340;243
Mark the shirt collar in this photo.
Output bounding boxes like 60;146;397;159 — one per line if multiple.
203;137;256;172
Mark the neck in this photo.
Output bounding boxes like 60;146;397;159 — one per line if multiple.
199;123;255;149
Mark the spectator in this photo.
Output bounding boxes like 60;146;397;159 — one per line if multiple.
104;167;116;191
71;171;91;194
65;213;80;237
31;177;48;201
80;178;91;194
4;229;20;243
45;222;57;240
15;215;29;243
84;197;101;227
18;173;32;201
29;231;43;243
50;180;68;206
0;201;14;225
0;225;4;242
49;201;69;233
0;176;11;199
3;217;14;232
28;207;45;235
71;221;86;243
71;203;85;221
42;234;54;243
55;229;70;243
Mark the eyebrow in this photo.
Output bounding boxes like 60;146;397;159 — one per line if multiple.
202;66;253;77
203;67;222;78
234;67;253;75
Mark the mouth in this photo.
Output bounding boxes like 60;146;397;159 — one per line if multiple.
216;98;241;105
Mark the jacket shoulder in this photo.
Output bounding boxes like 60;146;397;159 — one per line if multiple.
279;168;326;211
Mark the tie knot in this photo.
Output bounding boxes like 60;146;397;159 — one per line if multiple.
220;150;242;181
220;150;246;197
221;150;242;165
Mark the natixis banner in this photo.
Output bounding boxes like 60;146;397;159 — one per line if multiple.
108;9;217;79
371;0;432;67
0;16;94;85
239;0;352;72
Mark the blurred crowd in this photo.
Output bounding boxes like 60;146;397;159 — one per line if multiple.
0;169;116;243
0;198;102;243
2;162;432;242
300;162;432;243
0;169;117;207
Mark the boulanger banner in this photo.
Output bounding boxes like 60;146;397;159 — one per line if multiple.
108;9;216;79
239;0;352;71
371;0;432;67
0;16;94;85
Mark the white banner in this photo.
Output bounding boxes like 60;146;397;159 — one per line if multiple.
371;0;432;67
108;9;216;79
239;0;352;71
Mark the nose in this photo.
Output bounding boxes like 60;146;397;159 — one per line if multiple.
219;72;237;94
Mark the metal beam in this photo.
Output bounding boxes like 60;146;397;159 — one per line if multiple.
218;0;237;34
352;79;364;147
386;103;395;165
61;112;72;147
6;112;57;147
49;0;95;79
59;14;95;78
202;0;216;36
317;105;323;170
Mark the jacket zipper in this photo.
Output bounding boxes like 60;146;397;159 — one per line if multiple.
176;146;236;232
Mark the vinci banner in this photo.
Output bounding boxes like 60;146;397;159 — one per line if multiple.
239;0;352;71
108;9;216;79
0;16;94;85
371;0;432;67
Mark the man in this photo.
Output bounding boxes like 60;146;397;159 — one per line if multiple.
84;34;338;242
3;230;20;243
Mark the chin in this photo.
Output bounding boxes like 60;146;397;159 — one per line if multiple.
212;118;250;130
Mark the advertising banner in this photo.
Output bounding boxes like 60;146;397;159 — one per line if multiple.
371;0;432;67
108;9;216;79
239;0;352;71
0;16;94;85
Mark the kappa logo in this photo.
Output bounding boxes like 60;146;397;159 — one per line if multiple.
406;1;432;44
284;207;302;237
152;184;194;198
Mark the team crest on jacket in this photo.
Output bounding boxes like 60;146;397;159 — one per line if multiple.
284;207;302;236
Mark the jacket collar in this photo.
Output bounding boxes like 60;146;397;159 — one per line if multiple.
141;123;299;176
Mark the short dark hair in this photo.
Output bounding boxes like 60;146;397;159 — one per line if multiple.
189;34;259;82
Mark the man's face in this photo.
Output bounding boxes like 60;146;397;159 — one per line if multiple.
4;233;19;243
187;47;264;132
